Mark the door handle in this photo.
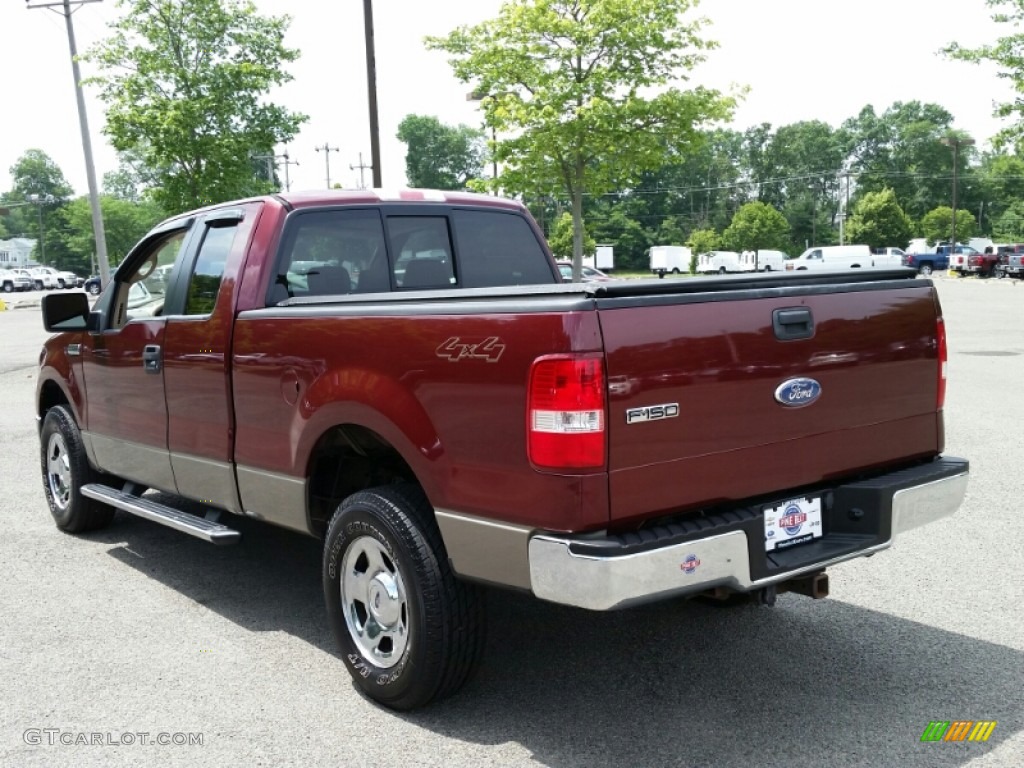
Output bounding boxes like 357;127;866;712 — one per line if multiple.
143;344;162;374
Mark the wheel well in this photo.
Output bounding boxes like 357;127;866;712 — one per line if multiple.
38;380;69;421
306;424;417;536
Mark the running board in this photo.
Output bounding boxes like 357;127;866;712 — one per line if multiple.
81;484;241;545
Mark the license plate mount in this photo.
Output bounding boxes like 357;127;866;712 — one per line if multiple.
764;496;823;552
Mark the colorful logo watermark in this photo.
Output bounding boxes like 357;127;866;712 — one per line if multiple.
920;721;997;742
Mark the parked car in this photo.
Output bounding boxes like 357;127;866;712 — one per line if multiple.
1;269;34;292
871;247;906;268
57;270;84;289
27;267;61;290
83;276;102;296
556;262;611;282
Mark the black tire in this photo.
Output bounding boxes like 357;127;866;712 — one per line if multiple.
919;264;933;276
40;405;115;533
718;266;727;275
763;265;772;272
323;483;484;710
2;282;12;293
87;283;101;296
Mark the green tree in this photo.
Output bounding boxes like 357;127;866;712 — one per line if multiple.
84;0;307;214
686;227;718;273
56;196;166;274
396;114;485;189
589;207;650;269
992;201;1024;240
547;211;595;262
945;2;1024;149
845;188;913;249
920;206;977;244
427;0;735;281
721;201;790;252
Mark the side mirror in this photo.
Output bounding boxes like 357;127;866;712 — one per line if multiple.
42;292;90;332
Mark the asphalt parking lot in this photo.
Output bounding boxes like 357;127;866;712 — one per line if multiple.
0;276;1021;768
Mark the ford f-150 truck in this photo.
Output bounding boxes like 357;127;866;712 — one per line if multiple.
36;189;969;710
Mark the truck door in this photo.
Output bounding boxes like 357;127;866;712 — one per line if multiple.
161;206;258;513
81;226;192;491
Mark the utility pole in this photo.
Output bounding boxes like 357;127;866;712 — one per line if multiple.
28;0;111;287
277;150;299;192
362;0;382;187
941;136;975;249
350;153;372;189
315;143;340;188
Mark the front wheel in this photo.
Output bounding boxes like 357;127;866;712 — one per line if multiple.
40;405;114;533
87;283;101;296
2;282;12;293
323;484;484;710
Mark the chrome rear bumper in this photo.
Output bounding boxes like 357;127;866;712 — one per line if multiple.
529;458;969;610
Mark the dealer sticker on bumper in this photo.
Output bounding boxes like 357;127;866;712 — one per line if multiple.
764;496;823;552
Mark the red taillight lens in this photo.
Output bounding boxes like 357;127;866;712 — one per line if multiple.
936;317;947;410
527;356;606;469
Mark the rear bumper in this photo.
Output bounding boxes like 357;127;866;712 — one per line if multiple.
529;457;969;610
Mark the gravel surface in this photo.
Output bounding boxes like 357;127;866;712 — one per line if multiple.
0;276;1020;768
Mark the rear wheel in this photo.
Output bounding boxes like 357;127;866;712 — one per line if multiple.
718;266;727;275
323;484;484;710
918;264;933;276
40;406;114;533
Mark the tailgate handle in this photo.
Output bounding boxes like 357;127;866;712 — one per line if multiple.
773;308;814;340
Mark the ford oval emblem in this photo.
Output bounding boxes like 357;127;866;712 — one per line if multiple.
774;378;822;408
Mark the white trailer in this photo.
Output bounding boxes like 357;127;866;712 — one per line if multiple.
584;244;615;271
737;249;787;272
649;245;692;274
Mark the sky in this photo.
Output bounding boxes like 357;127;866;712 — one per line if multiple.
0;0;1016;197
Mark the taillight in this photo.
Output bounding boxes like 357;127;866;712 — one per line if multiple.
527;355;606;469
936;317;947;410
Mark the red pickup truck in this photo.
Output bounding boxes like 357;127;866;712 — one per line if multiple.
37;189;969;710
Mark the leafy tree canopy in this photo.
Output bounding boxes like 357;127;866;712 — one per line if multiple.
547;211;595;262
945;1;1024;150
720;201;790;252
56;196;166;274
920;206;977;245
427;0;735;279
845;188;913;250
84;0;307;214
396;114;485;190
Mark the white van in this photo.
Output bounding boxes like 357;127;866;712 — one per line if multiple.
785;244;871;272
738;249;787;272
649;245;692;274
699;250;742;274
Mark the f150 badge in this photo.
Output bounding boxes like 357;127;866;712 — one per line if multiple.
626;403;680;424
774;378;822;408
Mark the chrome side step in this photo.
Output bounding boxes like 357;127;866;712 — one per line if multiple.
81;484;241;546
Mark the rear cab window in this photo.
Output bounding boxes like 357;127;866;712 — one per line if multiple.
268;205;556;305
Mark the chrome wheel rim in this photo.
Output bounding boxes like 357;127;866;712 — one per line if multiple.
46;432;72;511
340;535;409;669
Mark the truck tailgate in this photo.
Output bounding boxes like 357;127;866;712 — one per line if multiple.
598;276;941;524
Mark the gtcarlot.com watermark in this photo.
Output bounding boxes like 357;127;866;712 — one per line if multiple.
24;729;203;747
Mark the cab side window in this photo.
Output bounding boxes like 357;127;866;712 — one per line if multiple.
118;231;187;325
271;209;388;302
184;224;236;316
